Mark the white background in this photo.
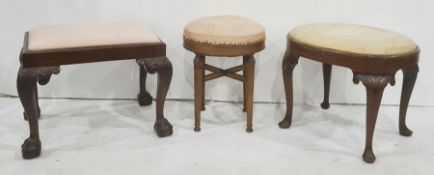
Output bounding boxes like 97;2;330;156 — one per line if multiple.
0;0;433;106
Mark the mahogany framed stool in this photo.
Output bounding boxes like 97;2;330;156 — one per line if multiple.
17;23;173;159
279;23;419;163
183;15;265;132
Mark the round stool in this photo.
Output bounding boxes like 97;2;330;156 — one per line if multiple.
279;23;419;163
183;15;265;132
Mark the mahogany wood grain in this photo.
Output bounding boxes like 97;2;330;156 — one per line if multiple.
17;32;173;159
280;36;419;163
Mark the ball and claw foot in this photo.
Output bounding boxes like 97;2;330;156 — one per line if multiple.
400;127;413;136
154;118;173;137
246;127;253;133
194;127;201;132
137;91;153;106
23;107;41;121
320;102;330;109
363;150;376;163
278;117;292;129
21;138;41;159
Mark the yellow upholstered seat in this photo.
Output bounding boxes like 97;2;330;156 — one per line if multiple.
289;23;418;56
28;23;160;51
183;15;265;56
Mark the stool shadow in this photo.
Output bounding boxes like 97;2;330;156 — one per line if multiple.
201;102;245;125
31;100;157;157
270;104;363;158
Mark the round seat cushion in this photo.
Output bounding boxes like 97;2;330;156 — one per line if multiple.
289;23;418;56
183;15;265;57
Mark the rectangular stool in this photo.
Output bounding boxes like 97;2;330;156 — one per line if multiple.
17;23;173;159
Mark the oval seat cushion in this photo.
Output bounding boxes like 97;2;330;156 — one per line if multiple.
289;23;418;56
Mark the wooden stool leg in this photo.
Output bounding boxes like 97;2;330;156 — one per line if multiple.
23;85;40;121
243;58;247;112
321;63;332;109
137;64;153;106
244;55;255;133
18;67;40;159
353;74;394;163
279;50;300;129
194;54;205;132
17;65;59;159
399;65;418;136
137;57;173;137
201;58;206;111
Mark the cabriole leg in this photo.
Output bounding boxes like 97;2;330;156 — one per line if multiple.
137;57;173;137
399;65;418;136
279;49;300;129
353;74;394;163
137;64;153;106
17;65;59;159
23;85;40;121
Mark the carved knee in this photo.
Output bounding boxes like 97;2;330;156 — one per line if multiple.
137;57;172;74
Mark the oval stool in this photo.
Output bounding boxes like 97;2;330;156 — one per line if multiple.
279;23;419;163
183;15;265;132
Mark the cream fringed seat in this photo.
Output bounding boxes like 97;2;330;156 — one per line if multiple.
289;23;417;56
183;15;265;133
184;15;265;56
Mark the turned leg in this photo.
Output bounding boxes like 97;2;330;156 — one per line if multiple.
243;57;247;112
278;50;300;129
17;65;59;159
137;64;153;106
137;57;173;137
399;65;419;136
353;74;394;163
201;58;206;111
321;63;332;109
193;54;205;132
244;55;255;133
